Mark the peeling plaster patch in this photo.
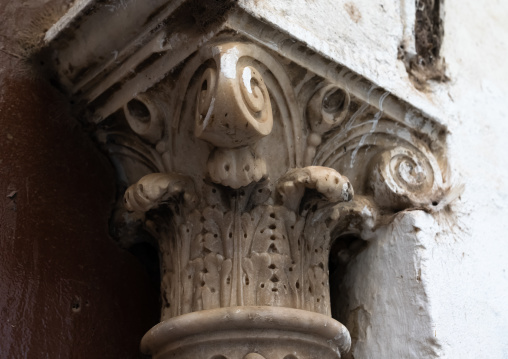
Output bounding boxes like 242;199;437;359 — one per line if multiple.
221;47;239;79
242;67;252;93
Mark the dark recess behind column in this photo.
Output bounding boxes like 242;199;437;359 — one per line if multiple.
400;0;448;89
0;1;160;358
415;0;443;67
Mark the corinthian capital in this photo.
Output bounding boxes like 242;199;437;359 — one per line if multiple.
42;1;451;358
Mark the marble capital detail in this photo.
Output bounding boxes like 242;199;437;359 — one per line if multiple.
43;3;450;358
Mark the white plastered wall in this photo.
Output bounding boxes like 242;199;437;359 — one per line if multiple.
239;0;508;357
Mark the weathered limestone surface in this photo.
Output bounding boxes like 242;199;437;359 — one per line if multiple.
237;1;508;358
37;0;508;358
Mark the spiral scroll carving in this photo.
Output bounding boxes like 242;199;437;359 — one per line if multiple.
123;94;163;143
194;44;273;148
369;146;441;209
305;85;350;165
307;85;350;134
240;66;268;115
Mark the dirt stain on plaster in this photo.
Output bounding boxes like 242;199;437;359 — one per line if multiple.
344;2;362;23
399;0;448;90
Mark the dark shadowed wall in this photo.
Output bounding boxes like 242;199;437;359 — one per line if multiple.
0;1;160;358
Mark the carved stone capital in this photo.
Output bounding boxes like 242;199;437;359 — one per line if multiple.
43;1;451;358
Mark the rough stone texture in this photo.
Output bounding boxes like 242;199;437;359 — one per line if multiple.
239;0;508;357
337;211;442;358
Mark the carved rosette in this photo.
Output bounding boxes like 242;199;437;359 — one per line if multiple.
43;6;450;355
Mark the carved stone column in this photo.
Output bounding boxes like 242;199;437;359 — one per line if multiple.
120;41;354;358
41;1;450;358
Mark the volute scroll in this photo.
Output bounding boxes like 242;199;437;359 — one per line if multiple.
194;44;274;148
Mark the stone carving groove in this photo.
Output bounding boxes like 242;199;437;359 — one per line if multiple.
42;3;450;358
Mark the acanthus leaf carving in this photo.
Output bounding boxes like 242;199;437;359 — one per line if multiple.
124;173;197;213
277;166;353;212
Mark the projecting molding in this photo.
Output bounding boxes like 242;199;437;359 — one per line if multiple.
43;1;450;358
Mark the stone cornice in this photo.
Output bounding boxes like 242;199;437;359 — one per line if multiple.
43;1;447;148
